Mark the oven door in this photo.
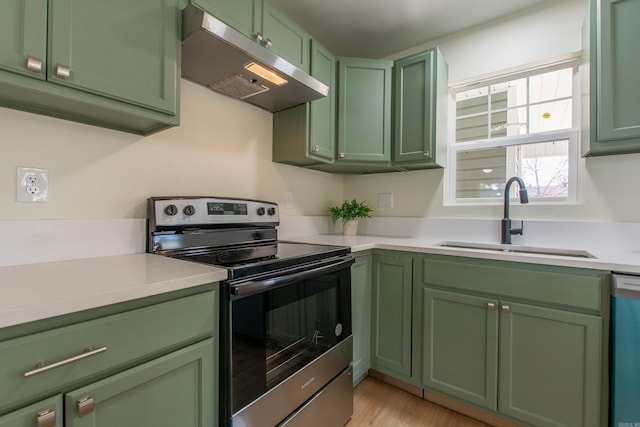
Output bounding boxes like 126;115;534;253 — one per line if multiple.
227;256;353;427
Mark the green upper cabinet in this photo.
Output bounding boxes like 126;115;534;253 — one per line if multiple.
190;0;263;41
262;2;310;73
337;58;392;164
272;39;336;166
48;0;178;114
584;0;640;155
392;48;448;169
0;0;47;80
0;0;180;135
370;252;413;380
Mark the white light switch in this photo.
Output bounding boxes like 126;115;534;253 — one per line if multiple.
378;193;393;209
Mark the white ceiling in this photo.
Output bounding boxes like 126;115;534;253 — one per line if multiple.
268;0;553;58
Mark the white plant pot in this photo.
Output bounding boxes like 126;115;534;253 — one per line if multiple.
343;220;359;236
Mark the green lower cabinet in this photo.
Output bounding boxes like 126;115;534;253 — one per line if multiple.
370;253;413;380
351;253;372;386
423;287;603;427
422;288;498;410
499;302;602;427
65;338;216;427
0;395;63;427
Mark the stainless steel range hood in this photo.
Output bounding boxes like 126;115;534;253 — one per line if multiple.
181;5;329;112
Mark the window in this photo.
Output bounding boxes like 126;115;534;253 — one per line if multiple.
446;59;580;205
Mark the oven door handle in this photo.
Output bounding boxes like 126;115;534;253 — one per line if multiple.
231;257;354;297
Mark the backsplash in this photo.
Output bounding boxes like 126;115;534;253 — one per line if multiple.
2;216;639;267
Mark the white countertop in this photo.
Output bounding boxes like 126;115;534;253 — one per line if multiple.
4;231;640;331
0;253;227;329
283;234;640;274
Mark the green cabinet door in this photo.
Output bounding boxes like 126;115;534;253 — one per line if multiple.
272;39;335;166
422;288;499;410
371;253;412;379
48;0;179;114
499;301;602;427
262;2;310;72
191;0;263;41
351;253;372;386
308;39;336;162
337;58;392;163
0;395;62;427
586;0;640;155
65;338;216;427
0;0;47;80
393;48;448;169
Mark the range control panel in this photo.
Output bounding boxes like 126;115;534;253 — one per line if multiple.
148;197;279;227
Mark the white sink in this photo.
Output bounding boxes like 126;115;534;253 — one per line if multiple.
436;241;596;259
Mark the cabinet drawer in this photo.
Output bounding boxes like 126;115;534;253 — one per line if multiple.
421;255;607;312
0;290;216;413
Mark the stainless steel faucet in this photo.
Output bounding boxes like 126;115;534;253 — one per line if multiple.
501;176;529;244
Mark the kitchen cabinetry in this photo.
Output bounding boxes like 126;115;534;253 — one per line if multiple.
0;395;62;427
392;48;448;169
351;252;372;386
370;252;416;383
337;58;392;165
583;0;640;155
272;40;336;166
0;287;218;427
0;0;180;135
420;255;608;427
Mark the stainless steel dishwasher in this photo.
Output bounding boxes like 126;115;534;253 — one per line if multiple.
611;273;640;427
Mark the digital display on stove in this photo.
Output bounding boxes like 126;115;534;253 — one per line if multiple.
207;202;248;216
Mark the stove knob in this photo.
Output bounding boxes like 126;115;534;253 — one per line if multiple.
267;207;276;216
256;207;266;216
183;205;196;216
164;204;178;216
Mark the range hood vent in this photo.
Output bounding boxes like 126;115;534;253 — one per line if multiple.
181;5;329;112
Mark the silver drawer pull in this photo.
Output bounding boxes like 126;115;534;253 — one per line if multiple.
501;305;511;313
24;346;107;378
77;396;95;417
37;409;56;427
487;302;496;311
26;56;43;72
55;64;71;79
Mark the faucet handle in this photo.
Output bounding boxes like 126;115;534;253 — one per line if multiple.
510;220;524;236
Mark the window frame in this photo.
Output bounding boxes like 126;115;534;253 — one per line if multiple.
444;56;582;206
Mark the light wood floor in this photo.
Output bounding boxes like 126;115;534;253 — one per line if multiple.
348;377;491;427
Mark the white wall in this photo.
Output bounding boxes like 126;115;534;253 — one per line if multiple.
345;0;640;223
0;80;344;220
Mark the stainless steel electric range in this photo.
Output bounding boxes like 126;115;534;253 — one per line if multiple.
147;197;354;427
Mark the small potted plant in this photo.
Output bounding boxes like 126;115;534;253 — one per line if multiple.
328;198;372;236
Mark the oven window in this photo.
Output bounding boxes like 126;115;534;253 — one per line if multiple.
231;269;351;412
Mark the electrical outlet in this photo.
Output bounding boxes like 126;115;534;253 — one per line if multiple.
17;167;49;203
378;193;393;209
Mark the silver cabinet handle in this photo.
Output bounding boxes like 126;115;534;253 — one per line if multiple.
37;409;56;427
423;150;431;157
265;38;272;48
255;32;264;43
77;397;95;417
501;305;511;313
55;64;71;79
26;56;43;72
487;302;496;311
339;153;345;158
24;346;107;378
